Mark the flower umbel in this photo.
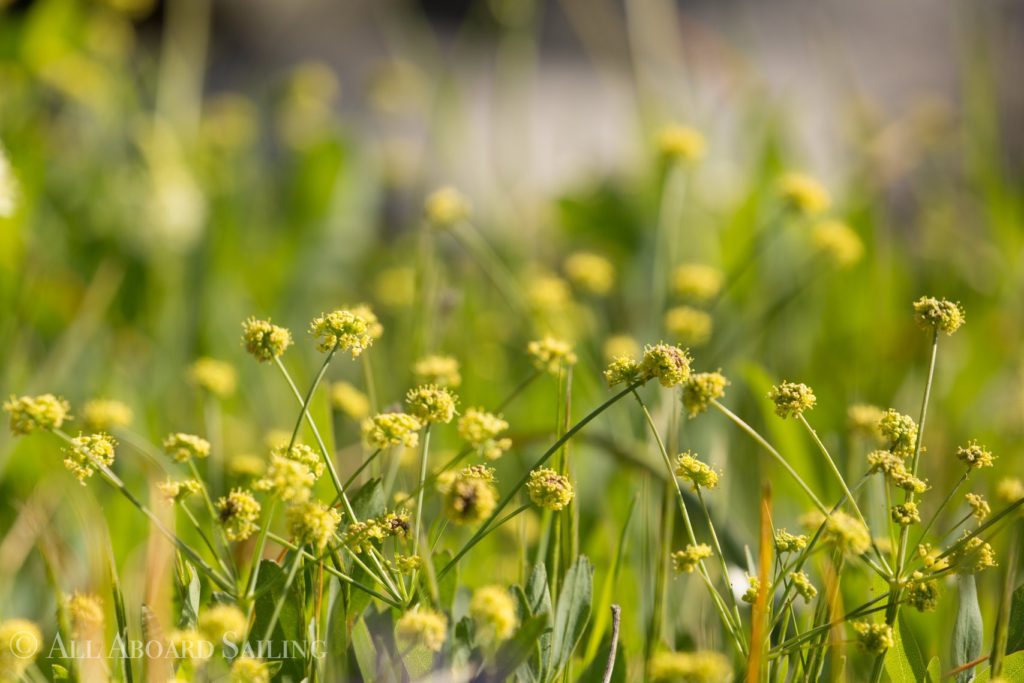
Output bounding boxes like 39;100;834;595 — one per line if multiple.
913;296;965;335
163;432;211;463
526;467;574;511
405;385;458;424
242;317;292;362
63;432;117;483
672;544;712;573
361;413;422;449
470;586;518;644
768;381;816;418
395;608;448;652
682;371;728;418
457;408;511;460
4;394;70;435
674;451;719;490
527;337;578;375
309;309;375;356
852;621;894;655
640;343;692;388
957;440;995;470
216;489;261;542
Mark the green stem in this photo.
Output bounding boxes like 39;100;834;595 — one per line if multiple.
712;400;826;514
52;430;234;593
413;425;432;558
343;449;383;490
634;392;746;652
438;381;643;580
797;414;893;577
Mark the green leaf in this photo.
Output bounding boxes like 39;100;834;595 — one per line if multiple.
351;478;386;520
886;617;926;683
926;656;941;682
325;588;351;681
525;563;553;618
52;664;69;680
434;549;459;611
351;617;379;682
248;559;305;682
953;574;985;683
479;614;550;682
975;651;1024;681
1006;583;1024;654
549;555;594;679
400;641;436;680
174;557;201;629
583;496;635;666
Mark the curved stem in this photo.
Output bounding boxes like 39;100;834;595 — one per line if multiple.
712;400;826;514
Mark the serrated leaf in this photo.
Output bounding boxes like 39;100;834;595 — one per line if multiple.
549;556;594;679
953;574;985;683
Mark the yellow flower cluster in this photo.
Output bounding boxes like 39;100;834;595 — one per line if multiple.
158;478;203;503
216;489;261;542
811;219;863;268
63;432;117;483
852;621;893;654
563;251;615;296
672;264;723;302
406;385;458;424
0;619;42;680
823;511;871;556
309;309;376;356
163;432;211;463
774;529;809;554
82;398;133;432
527;336;577;375
640;343;692;388
230;657;270;683
198;604;247;646
395;608;448;652
469;585;518;644
790;571;817;603
413;354;462;388
242;317;292;362
255;455;316;503
424;186;470;228
674;451;719;490
188;357;237;397
890;502;920;526
664;306;712;346
443;466;498;525
768;381;816;419
330;381;370;419
648;650;731;683
655;124;707;164
913;296;965;335
361;412;422;449
526;467;574;511
682;371;728;418
672;544;712;573
957;440;995;470
965;492;990;521
287;501;342;551
457;408;511;460
778;172;831;216
4;393;70;434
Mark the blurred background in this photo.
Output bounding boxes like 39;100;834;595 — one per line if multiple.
1;0;1023;675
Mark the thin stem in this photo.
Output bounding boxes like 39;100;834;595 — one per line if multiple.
52;429;234;593
797;414;893;577
265;533;402;608
343;449;383;490
437;381;644;581
244;500;278;607
712;400;826;514
912;470;970;549
413;425;432;558
633;392;747;653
